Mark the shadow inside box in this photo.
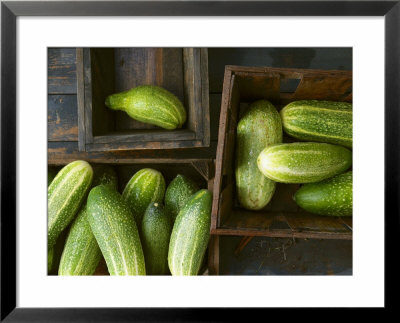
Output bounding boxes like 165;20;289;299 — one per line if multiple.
219;181;353;237
219;236;353;275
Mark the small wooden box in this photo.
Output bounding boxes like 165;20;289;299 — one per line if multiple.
76;48;210;152
212;66;353;240
48;159;215;276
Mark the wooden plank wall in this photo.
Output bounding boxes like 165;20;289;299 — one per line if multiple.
48;47;352;160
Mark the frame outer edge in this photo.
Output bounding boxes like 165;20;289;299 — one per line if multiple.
385;1;400;310
1;2;17;322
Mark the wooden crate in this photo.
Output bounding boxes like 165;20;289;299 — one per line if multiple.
48;158;214;276
211;66;353;240
76;48;210;152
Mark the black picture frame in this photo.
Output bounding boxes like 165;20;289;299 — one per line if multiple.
1;0;398;321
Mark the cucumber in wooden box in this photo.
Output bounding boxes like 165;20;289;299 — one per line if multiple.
105;85;186;130
122;168;166;226
164;174;199;223
235;100;282;210
58;164;119;275
87;185;145;275
257;142;352;183
141;202;172;275
48;248;54;273
294;171;353;216
280;100;353;148
168;189;212;276
58;205;102;275
48;160;93;249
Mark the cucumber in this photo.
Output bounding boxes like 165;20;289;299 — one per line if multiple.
168;189;212;276
280;100;352;148
58;164;119;275
48;226;69;275
164;174;199;222
48;248;54;273
122;168;166;226
141;202;172;275
105;85;186;130
58;205;102;275
235;100;282;210
294;171;352;216
48;160;93;249
47;166;58;273
92;164;118;190
257;142;352;183
87;185;146;275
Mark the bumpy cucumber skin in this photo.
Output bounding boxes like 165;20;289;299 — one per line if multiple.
257;142;352;184
122;168;166;227
92;164;118;190
281;100;353;148
235;100;282;210
48;160;93;249
168;189;212;276
58;205;102;275
105;85;186;130
58;164;119;275
294;171;352;216
87;185;146;276
141;203;172;275
164;174;199;223
47;167;57;273
48;248;54;273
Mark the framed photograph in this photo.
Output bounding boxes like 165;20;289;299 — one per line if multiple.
1;0;398;320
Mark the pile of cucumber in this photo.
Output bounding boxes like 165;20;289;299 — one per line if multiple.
48;163;212;276
235;99;353;217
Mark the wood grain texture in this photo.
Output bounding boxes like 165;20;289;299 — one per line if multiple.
208;48;352;93
48;141;217;165
76;49;86;151
76;48;210;151
48;48;77;94
48;95;78;141
212;65;353;239
207;235;219;275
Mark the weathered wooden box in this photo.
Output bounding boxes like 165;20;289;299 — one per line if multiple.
48;158;214;276
76;48;210;152
211;66;353;240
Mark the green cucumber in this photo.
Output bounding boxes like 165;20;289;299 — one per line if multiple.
257;142;352;183
92;164;118;190
47;166;58;273
48;160;93;249
294;171;352;216
87;185;145;275
168;189;212;276
164;174;199;222
58;164;119;275
280;100;353;148
58;205;102;275
105;85;186;130
48;248;54;273
141;202;172;275
235;100;282;210
122;168;166;226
